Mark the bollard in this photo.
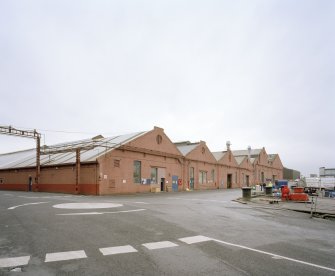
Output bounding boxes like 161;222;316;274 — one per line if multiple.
241;187;252;200
265;186;272;196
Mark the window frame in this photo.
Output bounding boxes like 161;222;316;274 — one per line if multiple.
133;160;141;184
199;171;207;184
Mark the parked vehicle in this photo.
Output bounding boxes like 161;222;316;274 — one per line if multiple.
301;177;335;190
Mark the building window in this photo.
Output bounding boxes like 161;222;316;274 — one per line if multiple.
114;159;120;168
151;168;158;184
156;135;163;144
190;167;194;179
199;171;207;184
242;173;244;185
0;178;3;184
211;169;215;181
133;161;141;184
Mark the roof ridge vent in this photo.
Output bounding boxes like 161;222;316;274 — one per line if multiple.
92;135;104;141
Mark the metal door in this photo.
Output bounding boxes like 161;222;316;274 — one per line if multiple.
28;177;33;192
190;178;194;190
172;175;178;192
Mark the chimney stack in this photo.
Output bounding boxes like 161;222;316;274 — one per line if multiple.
247;146;251;159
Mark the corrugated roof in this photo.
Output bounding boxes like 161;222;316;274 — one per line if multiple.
0;131;148;169
235;156;246;165
232;149;262;158
176;143;199;156
174;142;200;156
212;151;227;161
268;154;277;161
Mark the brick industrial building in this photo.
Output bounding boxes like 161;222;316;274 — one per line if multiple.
0;126;283;195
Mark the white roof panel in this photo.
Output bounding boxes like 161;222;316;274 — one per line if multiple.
176;144;198;156
212;151;227;161
0;131;147;169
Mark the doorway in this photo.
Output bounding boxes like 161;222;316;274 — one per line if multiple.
160;178;165;192
28;177;33;192
189;167;194;190
172;175;178;192
189;178;194;190
227;174;232;189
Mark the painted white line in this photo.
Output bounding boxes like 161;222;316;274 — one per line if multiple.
103;209;146;214
0;256;30;268
45;250;87;263
8;202;49;210
212;238;335;273
57;209;146;216
99;245;138;256
57;212;102;215
133;202;149;204
3;194;14;196
19;195;74;199
53;203;123;209
168;197;228;203
142;241;179;250
179;235;213;244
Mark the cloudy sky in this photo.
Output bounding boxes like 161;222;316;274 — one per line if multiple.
1;0;334;176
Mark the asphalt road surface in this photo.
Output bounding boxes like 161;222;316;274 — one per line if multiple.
1;190;335;275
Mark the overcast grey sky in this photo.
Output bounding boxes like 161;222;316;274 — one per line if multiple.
1;0;334;176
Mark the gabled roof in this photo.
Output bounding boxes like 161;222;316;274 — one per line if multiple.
232;149;262;158
174;141;199;156
212;151;227;161
268;154;277;161
0;131;148;169
235;156;246;165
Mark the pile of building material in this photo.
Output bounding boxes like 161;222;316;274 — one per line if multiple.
289;187;309;201
281;186;309;202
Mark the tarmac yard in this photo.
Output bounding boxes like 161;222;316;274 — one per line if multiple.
1;189;335;275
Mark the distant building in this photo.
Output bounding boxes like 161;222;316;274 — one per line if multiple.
283;167;301;180
231;147;283;185
320;167;335;178
0;126;285;195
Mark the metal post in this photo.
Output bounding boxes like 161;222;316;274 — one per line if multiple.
76;148;80;194
36;136;40;192
310;195;317;218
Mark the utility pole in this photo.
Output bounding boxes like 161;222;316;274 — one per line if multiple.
0;126;41;191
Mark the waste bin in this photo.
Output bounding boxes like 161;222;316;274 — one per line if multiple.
265;186;272;196
241;187;252;200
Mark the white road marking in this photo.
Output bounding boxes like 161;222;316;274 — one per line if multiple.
19;195;75;199
57;209;146;216
212;238;335;273
142;241;179;250
103;209;146;214
99;245;138;255
168;197;228;203
45;250;87;263
0;256;30;268
8;202;49;210
3;194;14;196
57;212;102;215
179;235;213;244
53;203;123;209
